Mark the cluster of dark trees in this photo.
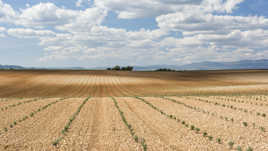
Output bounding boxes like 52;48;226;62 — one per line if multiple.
155;68;176;72
107;65;134;71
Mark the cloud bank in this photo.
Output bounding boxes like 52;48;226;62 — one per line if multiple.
1;0;268;66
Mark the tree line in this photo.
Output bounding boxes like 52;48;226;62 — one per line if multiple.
107;65;134;71
155;68;176;72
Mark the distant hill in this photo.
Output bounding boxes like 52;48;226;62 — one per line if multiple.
0;65;87;70
1;59;268;70
134;59;268;71
0;64;24;70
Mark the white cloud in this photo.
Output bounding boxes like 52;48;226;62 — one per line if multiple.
7;28;55;38
0;26;5;37
0;0;17;23
17;3;78;28
3;2;107;33
155;11;268;52
201;0;244;13
156;13;268;33
224;0;244;13
1;0;268;67
196;29;268;49
56;7;107;32
38;25;170;65
0;26;5;31
95;0;244;19
95;0;201;19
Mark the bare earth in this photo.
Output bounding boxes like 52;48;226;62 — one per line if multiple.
0;70;268;150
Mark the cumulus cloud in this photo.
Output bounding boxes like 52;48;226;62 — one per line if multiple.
0;26;5;37
95;0;201;19
156;11;268;50
0;26;5;31
223;0;244;13
56;7;107;32
17;3;78;28
0;0;17;23
156;13;268;32
154;9;268;64
39;26;168;64
201;0;244;13
4;2;107;33
95;0;244;19
196;29;268;49
7;28;55;38
1;0;268;66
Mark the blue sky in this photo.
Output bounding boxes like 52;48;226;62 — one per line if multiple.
0;0;268;67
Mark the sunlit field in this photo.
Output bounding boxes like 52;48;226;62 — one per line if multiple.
0;70;268;150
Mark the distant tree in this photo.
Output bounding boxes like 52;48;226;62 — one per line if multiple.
120;66;133;71
155;68;176;72
107;65;134;71
112;65;121;71
126;66;134;71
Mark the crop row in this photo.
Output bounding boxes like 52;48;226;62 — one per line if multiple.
0;98;65;135
208;96;268;107
1;98;42;112
162;97;265;132
0;98;8;102
135;97;223;147
224;95;268;102
112;97;147;151
190;97;267;118
136;97;255;151
52;97;90;146
0;98;23;102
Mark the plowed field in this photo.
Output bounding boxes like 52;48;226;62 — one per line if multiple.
0;70;268;150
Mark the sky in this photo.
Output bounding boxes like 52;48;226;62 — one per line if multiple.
0;0;268;68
